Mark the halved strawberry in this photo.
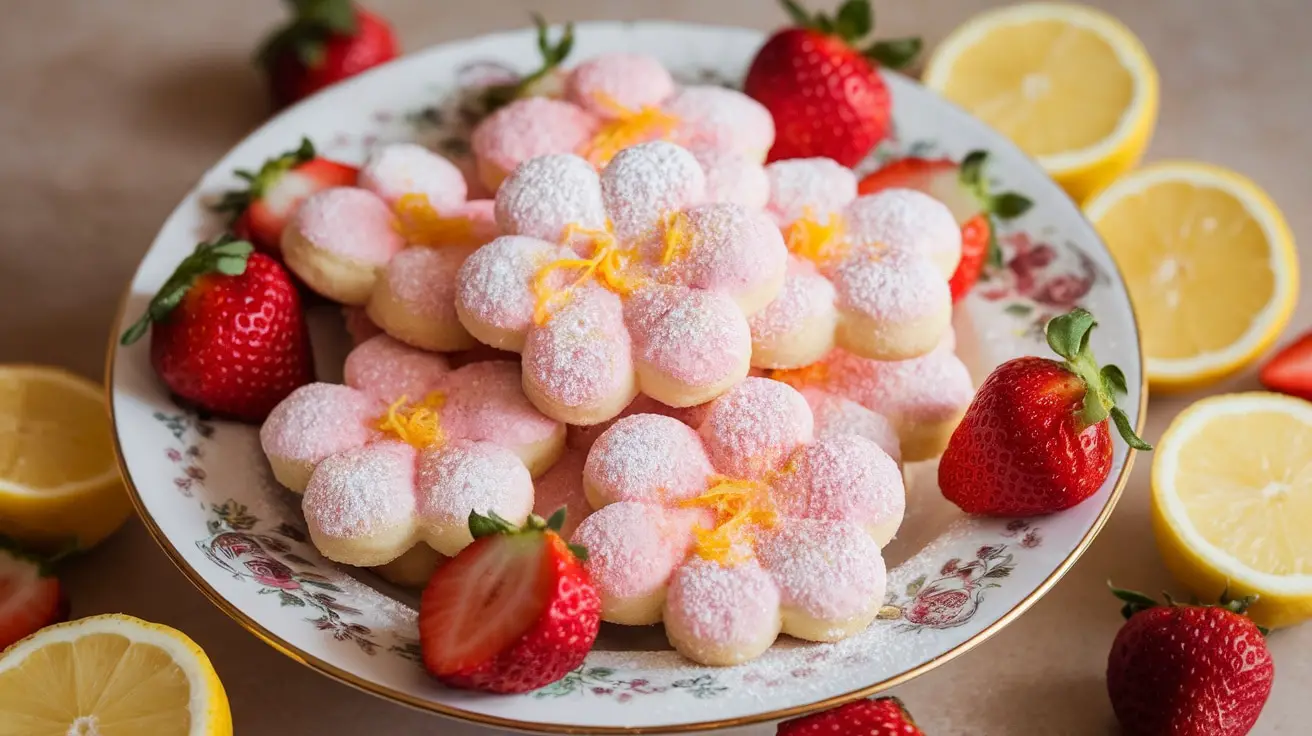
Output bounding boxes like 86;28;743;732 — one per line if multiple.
419;509;599;694
0;542;68;651
859;150;1032;301
213;138;358;258
1260;330;1312;401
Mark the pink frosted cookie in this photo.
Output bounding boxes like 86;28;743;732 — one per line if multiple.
456;142;788;425
773;341;974;462
282;186;405;305
571;378;900;665
750;158;961;367
470;52;773;191
259;335;566;570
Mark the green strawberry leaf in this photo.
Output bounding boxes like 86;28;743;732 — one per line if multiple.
989;192;1034;220
480;15;575;113
546;507;568;533
959;150;989;191
833;0;872;41
212;138;317;219
1044;308;1096;363
1101;364;1129;397
1111;407;1152;450
865;37;922;70
567;542;590;562
1109;581;1160;620
780;0;811;26
986;216;1004;270
255;0;358;71
119;237;255;346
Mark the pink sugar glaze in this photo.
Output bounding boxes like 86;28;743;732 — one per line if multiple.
456;235;570;336
342;306;383;345
438;361;561;447
572;502;699;599
798;388;901;464
749;257;836;341
522;286;633;410
772;434;903;527
471;97;599;178
358;143;467;210
532;448;591;539
823;347;974;427
415;439;534;533
565;53;676;118
699;378;813;480
665;86;775;159
625;286;751;389
302;440;416;540
601;142;706;245
843;188;962;263
832;250;949;323
756;519;886;623
494;153;607;247
260;383;377;464
584;414;714;506
764;158;857;227
289;187;404;264
377;244;473;321
690;146;769;209
665;558;780;648
343;335;449;402
666;203;787;298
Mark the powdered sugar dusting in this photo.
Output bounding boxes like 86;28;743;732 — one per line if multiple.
668;203;786;296
290;187;404;264
456;235;567;334
495;154;606;243
415;439;533;551
438;361;561;447
343;335;449;401
764;159;858;227
375;245;472;321
260;383;376;463
585;414;714;505
626;286;751;387
757;520;886;623
601;141;706;244
700;378;813;479
472;97;598;177
573;502;691;599
565;53;676;118
302;441;416;540
358;143;466;210
522;287;632;409
666;86;775;159
772;435;904;527
690;146;769;208
844;188;962;266
832;251;949;323
824;347;974;427
666;558;780;649
800;388;901;463
749;257;836;341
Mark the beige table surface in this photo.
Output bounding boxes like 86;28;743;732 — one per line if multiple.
2;0;1310;733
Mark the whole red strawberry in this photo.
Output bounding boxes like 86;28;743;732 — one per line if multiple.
1107;585;1274;736
257;0;398;108
420;509;600;694
120;237;315;423
745;0;921;167
939;308;1151;516
214;138;358;259
858;150;1033;301
777;696;924;735
0;542;69;651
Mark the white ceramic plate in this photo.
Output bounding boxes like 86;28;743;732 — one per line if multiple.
108;21;1144;734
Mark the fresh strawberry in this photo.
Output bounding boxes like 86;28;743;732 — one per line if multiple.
1107;585;1273;736
777;696;924;735
0;542;69;651
1259;329;1312;401
257;0;398;109
479;14;575;113
858;150;1033;301
745;0;921;167
119;237;315;423
420;509;600;694
939;308;1152;516
213;138;358;258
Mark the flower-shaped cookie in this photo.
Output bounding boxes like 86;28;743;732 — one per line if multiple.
748;158;963;369
259;335;566;568
455;141;788;425
471;52;775;199
571;378;903;666
772;336;974;462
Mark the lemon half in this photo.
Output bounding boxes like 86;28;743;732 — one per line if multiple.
924;2;1159;201
1153;393;1312;629
1084;162;1297;390
0;614;232;735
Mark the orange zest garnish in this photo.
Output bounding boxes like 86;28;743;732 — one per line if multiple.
531;222;643;324
786;207;848;266
681;476;778;565
375;392;447;448
394;193;477;247
660;211;694;266
769;362;830;391
582;93;680;167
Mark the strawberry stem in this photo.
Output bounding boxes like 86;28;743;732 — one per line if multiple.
957;150;1032;270
1108;580;1269;633
480;15;574;112
212;138;317;221
119;237;255;346
256;0;358;70
778;0;921;67
1044;309;1152;450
